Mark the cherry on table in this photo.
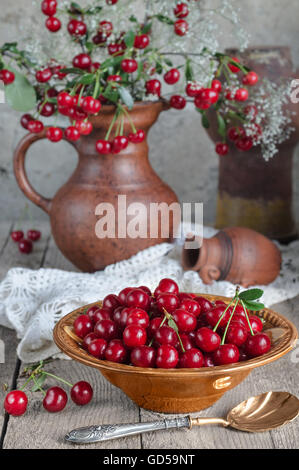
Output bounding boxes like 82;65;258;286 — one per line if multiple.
71;381;93;406
244;333;271;357
20;114;34;130
45;16;61;32
213;344;240;365
164;68;180;85
41;0;57;16
0;69;15;85
195;327;221;353
131;345;156;368
179;348;204;368
11;230;24;242
27;229;41;242
134;34;150;49
4;390;28;416
18;239;33;254
47;127;63;142
43;386;68;413
74;314;93;338
174;2;189;18
88;338;107;359
174;19;189;36
156;344;179;368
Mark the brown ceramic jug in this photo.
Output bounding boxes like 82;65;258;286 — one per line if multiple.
13;102;179;272
181;227;281;287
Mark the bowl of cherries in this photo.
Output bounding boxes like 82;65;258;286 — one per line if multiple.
54;279;297;413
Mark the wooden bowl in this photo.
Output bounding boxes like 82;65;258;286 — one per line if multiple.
53;294;298;413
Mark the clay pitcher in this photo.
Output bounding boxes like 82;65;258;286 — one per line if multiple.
13;102;179;272
181;227;281;287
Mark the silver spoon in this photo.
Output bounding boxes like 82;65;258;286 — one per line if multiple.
65;391;299;444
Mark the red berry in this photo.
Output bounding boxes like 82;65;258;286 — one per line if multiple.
174;19;188;36
89;62;101;73
88;338;107;358
243;71;259;86
20;114;34;130
206;306;230;328
74;314;93;338
248;315;263;333
145;79;161;96
72;54;92;70
174;2;189;18
121;59;138;73
82;96;101;115
127;308;149;328
244;105;258;121
235;88;249;102
83;332;98;350
123;325;147;348
126;288;150;310
156;293;180;314
75;120;93;136
0;69;15;85
105;341;127;363
134;34;150;49
18;239;33;254
43;386;68;413
173;309;197;333
94;319;119;341
11;230;24;242
39;102;55;117
178;333;195;352
71;381;93;406
45;16;61;32
148;317;164;338
156;344;178;368
28;120;44;134
155;325;178;347
225;323;248;346
118;287;134;305
93;308;111;323
65;126;80;142
203;353;215;367
215;142;229;156
131;346;156;368
106;0;118;4
27;229;41;242
186;82;202;97
85;305;102;323
41;0;57;16
211;79;222;92
118;307;134;329
236;136;253;151
154;278;179;296
164;68;180;85
4;390;28;416
128;129;145;144
36;68;52;83
195;327;221;352
57;92;74;108
179;348;203;368
46;127;63;142
108;43;125;56
179;299;201;317
170;95;186;110
138;286;152;296
112;136;129;154
194;296;214;313
96;139;112;154
228;57;240;73
213;344;240;365
228;126;245;142
245;333;271;357
67;19;87;37
99;20;113;37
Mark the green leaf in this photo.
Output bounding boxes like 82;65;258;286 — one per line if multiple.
85;6;102;15
141;22;152;34
239;288;264;302
59;67;84;74
155;61;163;75
118;86;134;109
5;67;36;112
31;373;46;392
77;73;96;85
242;300;265;312
124;30;135;48
217;113;226;138
156;14;174;25
168;318;179;333
70;1;84;12
163;58;173;67
129;15;138;23
185;60;194;81
202;112;210;129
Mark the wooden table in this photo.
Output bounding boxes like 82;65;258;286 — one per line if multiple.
0;220;299;449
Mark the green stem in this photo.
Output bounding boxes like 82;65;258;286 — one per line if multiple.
42;371;73;388
240;299;255;336
105;111;118;141
148;314;167;347
221;299;238;345
32;375;46;396
212;298;235;332
118;104;137;134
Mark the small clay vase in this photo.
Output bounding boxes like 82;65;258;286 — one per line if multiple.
182;227;282;287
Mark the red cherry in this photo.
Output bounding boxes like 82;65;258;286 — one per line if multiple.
93;308;111;323
41;0;57;16
74;314;93;338
39;102;55;117
46;127;63;142
164;68;180;85
106;0;118;4
71;381;93;406
235;88;249;102
57;92;74;108
213;344;240;365
96;139;112;154
131;346;156;367
65;126;81;142
94;319;119;341
89;62;101;73
194;296;214;313
43;387;68;413
156;345;178;368
170;95;186;110
88;338;107;358
128;129;146;143
228;126;245;142
145;79;161;96
236;136;253;151
28;120;44;134
99;20;113;37
206;306;230;328
68;106;88;122
211;79;222;92
121;59;138;73
105;341;127;363
82;96;101;115
108;43;125;56
179;348;203;368
203;353;215;367
228;57;240;73
248;315;263;333
215;142;229;156
195;327;221;352
179;299;201;317
46;87;59;97
20;114;34;130
174;19;188;36
75;120;93;136
72;53;92;70
244;105;258;121
45;16;61;32
155;325;178;347
4;390;28;416
67;19;87;37
36;68;52;83
156;293;180;314
138;286;152;296
82;332;98;350
173;309;197;333
178;293;192;302
123;325;147;348
27;229;41;242
225;323;248;346
11;230;24;242
148;317;164;338
18;239;33;254
118;307;135;329
177;333;195;352
134;34;150;49
113;307;124;325
0;69;15;85
112;136;129;154
174;2;189;18
126;288;150;310
127;308;149;329
154;278;179;296
107;74;122;85
245;333;271;357
243;71;259;86
118;287;134;305
186;82;202;97
200;88;219;104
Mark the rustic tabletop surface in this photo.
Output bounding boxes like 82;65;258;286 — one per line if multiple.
0;221;298;450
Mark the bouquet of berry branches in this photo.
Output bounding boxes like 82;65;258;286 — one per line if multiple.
0;0;292;159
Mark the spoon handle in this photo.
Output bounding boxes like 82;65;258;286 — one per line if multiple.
65;416;191;444
190;417;229;428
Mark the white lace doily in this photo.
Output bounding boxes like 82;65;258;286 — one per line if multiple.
0;226;299;362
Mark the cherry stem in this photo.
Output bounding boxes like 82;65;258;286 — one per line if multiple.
221;300;238;345
212;298;234;333
32;375;46;397
105;111;118;141
41;371;73;389
240;299;255;336
148;313;168;347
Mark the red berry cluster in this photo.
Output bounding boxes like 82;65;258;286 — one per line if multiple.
11;229;41;254
74;279;271;369
0;69;15;85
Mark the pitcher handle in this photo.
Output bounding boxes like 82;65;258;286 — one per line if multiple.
13;127;75;214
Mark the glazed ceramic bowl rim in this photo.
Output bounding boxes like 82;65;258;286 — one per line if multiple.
53;294;298;377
